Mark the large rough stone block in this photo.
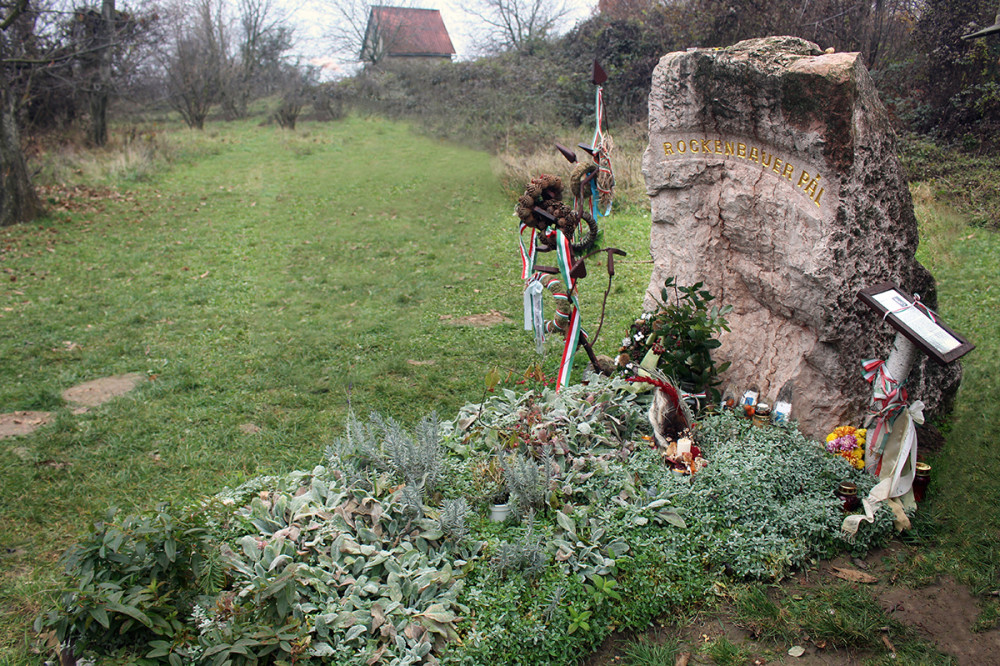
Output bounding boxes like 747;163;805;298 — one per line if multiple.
642;36;960;440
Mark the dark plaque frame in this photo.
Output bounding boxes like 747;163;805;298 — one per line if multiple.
858;282;975;365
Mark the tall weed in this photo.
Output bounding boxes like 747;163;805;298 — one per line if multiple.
34;128;176;187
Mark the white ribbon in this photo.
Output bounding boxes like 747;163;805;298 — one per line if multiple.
842;400;924;538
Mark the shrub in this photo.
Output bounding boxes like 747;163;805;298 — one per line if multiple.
39;378;896;664
616;277;732;403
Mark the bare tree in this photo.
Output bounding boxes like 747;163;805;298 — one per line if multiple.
219;0;293;119
323;0;414;66
162;0;228;129
464;0;570;53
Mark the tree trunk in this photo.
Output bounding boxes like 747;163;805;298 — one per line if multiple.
90;0;114;146
0;82;42;227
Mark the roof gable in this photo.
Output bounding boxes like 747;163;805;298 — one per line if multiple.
365;6;455;58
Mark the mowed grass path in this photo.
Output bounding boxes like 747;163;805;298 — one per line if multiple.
0;117;653;657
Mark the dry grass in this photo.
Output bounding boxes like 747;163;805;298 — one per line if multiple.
34;127;177;187
492;122;650;209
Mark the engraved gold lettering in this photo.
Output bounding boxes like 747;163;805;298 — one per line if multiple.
805;175;821;199
663;136;827;207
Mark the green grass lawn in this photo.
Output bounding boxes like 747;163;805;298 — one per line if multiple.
0;117;654;660
1;117;998;664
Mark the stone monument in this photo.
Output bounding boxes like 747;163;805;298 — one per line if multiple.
642;36;960;439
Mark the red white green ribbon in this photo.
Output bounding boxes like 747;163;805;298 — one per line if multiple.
590;87;614;218
555;229;582;391
862;358;908;476
590;87;605;159
861;358;900;402
881;292;939;324
518;222;537;280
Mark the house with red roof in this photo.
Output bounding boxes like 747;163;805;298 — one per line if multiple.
361;6;456;64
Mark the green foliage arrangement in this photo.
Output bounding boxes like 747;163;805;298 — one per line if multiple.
38;377;895;665
616;277;733;403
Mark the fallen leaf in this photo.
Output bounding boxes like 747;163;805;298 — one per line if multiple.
831;566;877;584
881;635;896;654
788;645;806;657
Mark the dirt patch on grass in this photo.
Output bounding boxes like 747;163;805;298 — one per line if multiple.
0;412;54;439
585;544;999;665
440;310;511;327
881;578;1000;665
61;372;146;410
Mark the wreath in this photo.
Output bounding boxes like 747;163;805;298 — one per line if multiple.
516;174;598;254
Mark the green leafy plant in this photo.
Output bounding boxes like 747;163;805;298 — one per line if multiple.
616;277;732;404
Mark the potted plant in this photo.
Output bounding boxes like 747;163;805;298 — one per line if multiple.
475;456;511;522
489;489;511;522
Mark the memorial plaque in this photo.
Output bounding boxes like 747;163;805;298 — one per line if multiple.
858;283;974;365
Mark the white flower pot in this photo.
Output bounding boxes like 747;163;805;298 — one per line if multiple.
490;503;511;522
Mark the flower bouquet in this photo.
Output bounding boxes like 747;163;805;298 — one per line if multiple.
825;425;867;470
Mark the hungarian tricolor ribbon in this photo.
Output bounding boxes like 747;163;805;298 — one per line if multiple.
518;222;537;280
861;358;899;402
862;358;908;476
881;292;939;324
554;229;584;391
590;86;605;160
589;87;614;219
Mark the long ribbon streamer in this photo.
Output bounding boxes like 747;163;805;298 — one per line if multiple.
555;230;582;391
518;223;537;280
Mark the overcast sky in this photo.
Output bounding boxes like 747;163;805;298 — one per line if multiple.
284;0;598;77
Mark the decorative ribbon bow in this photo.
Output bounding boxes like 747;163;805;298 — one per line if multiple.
882;292;939;324
861;358;900;403
862;358;909;476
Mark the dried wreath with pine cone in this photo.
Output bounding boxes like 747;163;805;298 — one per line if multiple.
516;174;598;253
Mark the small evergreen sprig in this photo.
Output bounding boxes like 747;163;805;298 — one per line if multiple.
327;410;444;494
438;498;471;542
